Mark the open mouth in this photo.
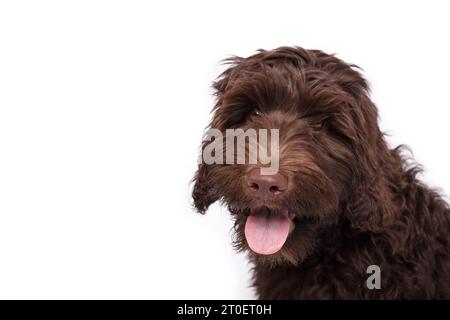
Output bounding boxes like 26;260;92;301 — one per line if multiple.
244;206;295;255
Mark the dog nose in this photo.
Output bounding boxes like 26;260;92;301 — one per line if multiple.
246;168;288;199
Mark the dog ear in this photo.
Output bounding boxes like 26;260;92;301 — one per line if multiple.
213;56;243;95
191;57;244;213
344;93;396;232
192;164;219;214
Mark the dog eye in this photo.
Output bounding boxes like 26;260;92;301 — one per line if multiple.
311;119;327;131
253;109;264;117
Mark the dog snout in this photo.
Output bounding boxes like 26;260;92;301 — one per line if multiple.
246;168;288;200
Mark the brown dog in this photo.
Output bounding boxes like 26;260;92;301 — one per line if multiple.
192;47;450;299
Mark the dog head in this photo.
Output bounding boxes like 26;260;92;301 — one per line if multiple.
192;47;393;266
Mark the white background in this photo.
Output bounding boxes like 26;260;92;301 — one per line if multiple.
0;1;449;299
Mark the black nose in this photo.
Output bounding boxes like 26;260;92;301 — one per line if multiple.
246;168;288;200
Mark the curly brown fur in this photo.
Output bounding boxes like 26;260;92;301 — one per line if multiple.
192;46;450;299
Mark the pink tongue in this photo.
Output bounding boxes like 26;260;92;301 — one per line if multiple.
244;207;291;255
